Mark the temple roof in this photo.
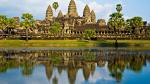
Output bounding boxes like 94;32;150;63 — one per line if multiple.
91;10;96;22
46;5;53;15
83;4;91;17
68;0;78;17
57;10;63;18
45;5;53;20
91;10;96;18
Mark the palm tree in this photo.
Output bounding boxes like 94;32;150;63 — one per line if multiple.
53;2;59;11
21;13;34;41
116;4;122;13
108;4;125;47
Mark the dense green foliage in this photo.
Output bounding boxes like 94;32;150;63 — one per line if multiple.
53;2;59;11
126;17;144;34
21;13;35;41
21;13;34;28
0;15;7;30
84;29;96;40
108;4;125;30
0;15;16;30
50;22;61;35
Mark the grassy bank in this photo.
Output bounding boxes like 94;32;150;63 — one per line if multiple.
0;40;150;47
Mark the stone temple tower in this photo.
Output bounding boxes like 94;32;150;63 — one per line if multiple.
68;0;78;17
83;4;91;23
45;5;53;21
91;10;96;23
57;10;63;18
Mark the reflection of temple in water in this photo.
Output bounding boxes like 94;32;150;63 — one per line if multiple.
0;48;150;83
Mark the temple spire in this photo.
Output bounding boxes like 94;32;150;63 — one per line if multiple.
83;4;91;23
91;10;96;23
57;10;63;18
68;0;78;17
83;4;90;17
46;5;53;21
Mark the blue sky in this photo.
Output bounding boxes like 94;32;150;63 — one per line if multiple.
0;0;150;22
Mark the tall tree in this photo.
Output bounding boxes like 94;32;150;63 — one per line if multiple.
53;2;59;11
116;4;122;13
50;22;61;39
0;15;7;31
21;13;34;41
108;4;125;46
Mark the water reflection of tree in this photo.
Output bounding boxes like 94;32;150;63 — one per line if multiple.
128;55;146;73
83;51;96;61
20;60;34;77
0;57;8;73
108;54;147;82
48;52;61;65
108;59;126;82
0;57;19;73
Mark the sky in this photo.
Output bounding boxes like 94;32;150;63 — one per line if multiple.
0;0;150;22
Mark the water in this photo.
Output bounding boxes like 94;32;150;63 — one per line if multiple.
0;47;150;84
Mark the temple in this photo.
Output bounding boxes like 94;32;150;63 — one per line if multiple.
35;0;105;34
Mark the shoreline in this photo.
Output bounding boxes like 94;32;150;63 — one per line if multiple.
0;40;150;48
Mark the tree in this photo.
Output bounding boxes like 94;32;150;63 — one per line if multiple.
6;18;17;35
116;4;122;13
126;17;144;34
21;13;34;41
84;29;96;40
53;2;59;11
21;60;34;77
0;16;17;38
108;4;125;47
50;22;61;38
0;15;7;31
126;19;132;30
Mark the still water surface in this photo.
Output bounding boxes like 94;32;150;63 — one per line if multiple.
0;47;150;84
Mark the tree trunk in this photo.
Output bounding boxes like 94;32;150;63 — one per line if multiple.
114;28;118;48
26;28;28;42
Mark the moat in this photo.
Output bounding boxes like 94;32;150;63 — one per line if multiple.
0;47;150;84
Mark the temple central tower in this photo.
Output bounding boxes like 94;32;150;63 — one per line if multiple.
68;0;78;17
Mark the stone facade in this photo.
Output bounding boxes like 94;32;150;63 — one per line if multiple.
40;0;98;34
57;10;63;18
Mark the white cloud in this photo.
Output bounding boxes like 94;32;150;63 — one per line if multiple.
0;0;121;21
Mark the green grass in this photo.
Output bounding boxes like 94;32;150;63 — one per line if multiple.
0;40;149;47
